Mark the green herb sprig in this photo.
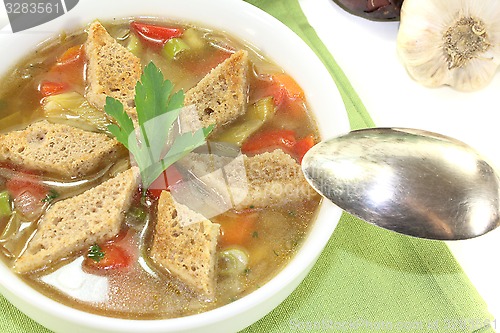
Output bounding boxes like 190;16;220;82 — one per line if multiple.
104;62;213;191
88;244;105;262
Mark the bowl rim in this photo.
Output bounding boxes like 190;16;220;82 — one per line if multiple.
0;0;349;331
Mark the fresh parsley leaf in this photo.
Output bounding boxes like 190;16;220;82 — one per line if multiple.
88;244;105;262
105;96;137;152
105;62;213;191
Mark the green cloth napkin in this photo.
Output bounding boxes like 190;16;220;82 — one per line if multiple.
0;1;495;333
240;1;496;333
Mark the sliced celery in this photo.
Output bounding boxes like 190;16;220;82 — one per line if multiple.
162;38;190;60
0;191;12;217
248;96;275;122
182;28;206;50
214;97;276;146
43;92;111;133
215;120;263;146
126;33;143;57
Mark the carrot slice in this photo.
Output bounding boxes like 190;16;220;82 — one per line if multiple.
39;81;68;96
270;73;305;106
56;45;84;66
217;211;259;247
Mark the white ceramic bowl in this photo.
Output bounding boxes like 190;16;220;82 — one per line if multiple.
0;0;349;332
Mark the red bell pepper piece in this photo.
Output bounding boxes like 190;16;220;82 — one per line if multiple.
82;243;132;273
241;129;297;155
130;22;184;49
241;129;315;163
82;230;134;275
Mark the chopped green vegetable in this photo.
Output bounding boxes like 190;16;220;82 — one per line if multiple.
218;248;249;276
105;62;213;191
88;244;105;262
127;206;147;222
126;32;142;57
214;97;275;145
252;231;259;238
247;96;275;122
182;28;206;50
163;38;190;59
0;191;12;217
41;189;59;203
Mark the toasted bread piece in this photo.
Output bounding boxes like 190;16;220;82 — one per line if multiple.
13;167;140;274
84;20;141;124
184;50;249;133
234;149;319;209
0;120;124;178
150;191;220;299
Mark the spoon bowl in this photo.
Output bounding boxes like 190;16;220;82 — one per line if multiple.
302;128;500;240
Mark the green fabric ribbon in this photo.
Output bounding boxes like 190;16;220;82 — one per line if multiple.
0;1;495;332
240;1;495;332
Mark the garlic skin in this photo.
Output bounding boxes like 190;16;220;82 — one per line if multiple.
397;0;500;91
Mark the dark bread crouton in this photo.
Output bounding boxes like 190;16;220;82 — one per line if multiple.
150;191;220;299
84;20;142;124
0;120;124;178
184;50;249;133
13;167;140;274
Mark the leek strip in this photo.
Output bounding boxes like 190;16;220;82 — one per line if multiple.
214;97;276;145
182;28;206;50
43;92;111;133
0;191;11;217
127;33;143;57
163;38;190;60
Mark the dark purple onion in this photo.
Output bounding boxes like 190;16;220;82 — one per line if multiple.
332;0;404;21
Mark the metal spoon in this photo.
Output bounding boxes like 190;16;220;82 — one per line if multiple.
301;128;500;240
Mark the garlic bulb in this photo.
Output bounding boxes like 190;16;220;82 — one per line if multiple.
396;0;500;91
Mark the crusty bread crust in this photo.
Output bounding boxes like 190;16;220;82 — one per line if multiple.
84;20;142;124
13;167;140;274
0;120;124;178
150;191;220;299
184;50;249;133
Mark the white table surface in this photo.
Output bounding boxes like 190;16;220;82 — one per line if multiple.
300;0;500;325
0;0;499;327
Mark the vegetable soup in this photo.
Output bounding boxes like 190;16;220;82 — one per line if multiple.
0;19;321;319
